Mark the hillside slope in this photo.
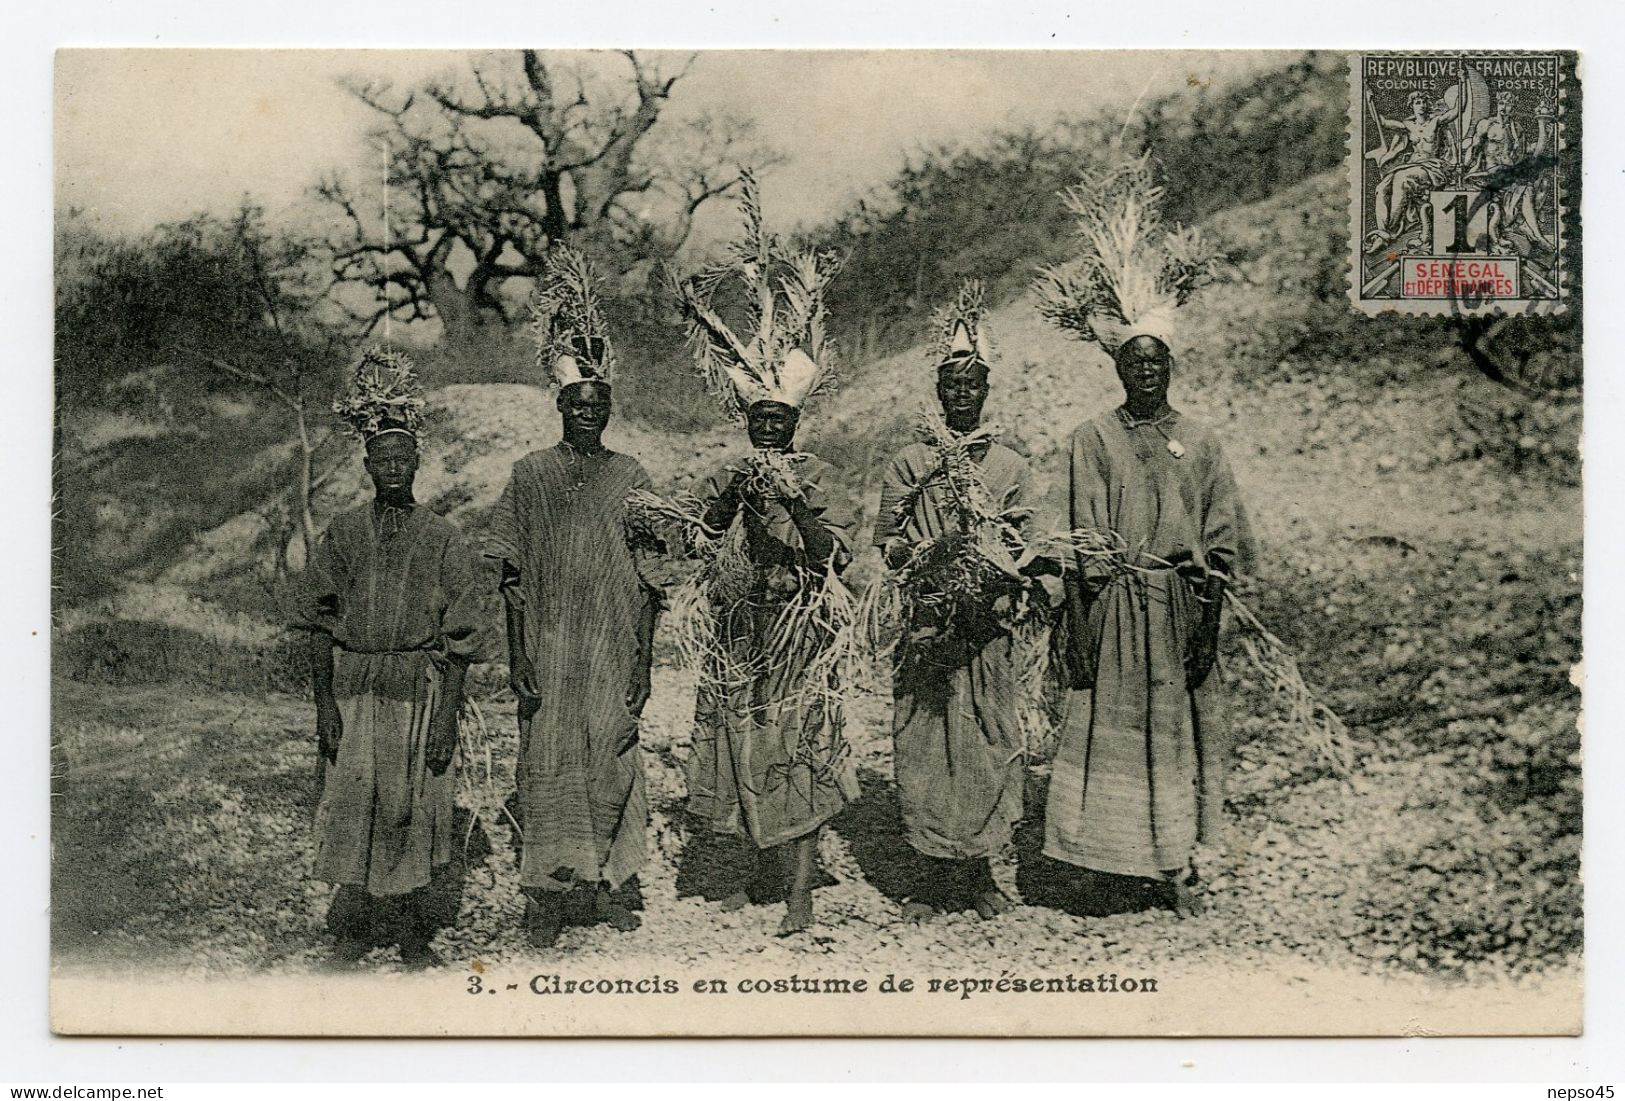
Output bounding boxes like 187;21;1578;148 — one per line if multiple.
138;167;1574;595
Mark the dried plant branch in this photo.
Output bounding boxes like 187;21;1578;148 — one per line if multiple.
1223;589;1356;779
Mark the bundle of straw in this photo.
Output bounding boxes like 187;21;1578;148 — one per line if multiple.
759;560;871;781
1222;589;1356;779
627;481;867;781
1046;532;1355;778
873;408;1043;644
1047;532;1356;779
454;697;520;859
1028;525;1145;579
862;410;1091;757
1013;617;1068;760
740;449;818;502
625;487;749;688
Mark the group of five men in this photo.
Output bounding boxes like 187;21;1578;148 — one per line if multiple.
300;298;1253;968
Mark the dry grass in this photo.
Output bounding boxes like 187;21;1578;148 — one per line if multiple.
1225;588;1355;779
627;473;874;778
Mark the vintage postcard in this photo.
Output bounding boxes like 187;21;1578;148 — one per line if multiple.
50;48;1583;1037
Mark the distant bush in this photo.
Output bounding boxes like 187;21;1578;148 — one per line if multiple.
805;53;1347;367
412;286;720;434
55;620;310;695
597;299;722;433
55;205;343;419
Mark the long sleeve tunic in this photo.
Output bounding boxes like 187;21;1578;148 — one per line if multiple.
873;440;1035;860
1045;409;1256;877
684;454;862;848
482;445;662;891
300;501;483;895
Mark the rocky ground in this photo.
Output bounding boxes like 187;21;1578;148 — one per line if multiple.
51;585;1577;994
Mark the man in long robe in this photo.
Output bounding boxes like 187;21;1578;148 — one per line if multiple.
1045;334;1256;915
873;339;1039;921
484;376;661;948
302;426;482;970
687;398;861;936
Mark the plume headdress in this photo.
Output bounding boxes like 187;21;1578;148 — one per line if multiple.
930;279;995;371
1034;155;1216;356
332;345;427;443
530;245;618;390
673;169;842;422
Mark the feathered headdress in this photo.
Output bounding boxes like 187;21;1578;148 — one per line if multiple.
673;169;841;420
1033;155;1216;356
332;345;427;442
930;279;995;370
530;245;617;390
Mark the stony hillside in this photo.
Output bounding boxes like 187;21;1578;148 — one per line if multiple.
138;167;1576;597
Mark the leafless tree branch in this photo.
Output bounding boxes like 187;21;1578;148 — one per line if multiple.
321;50;778;343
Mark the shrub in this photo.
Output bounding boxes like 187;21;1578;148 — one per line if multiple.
55;620;310;695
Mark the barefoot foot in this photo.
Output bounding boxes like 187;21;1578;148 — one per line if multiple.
972;888;1015;921
901;901;938;925
776;891;814;937
1169;877;1205;920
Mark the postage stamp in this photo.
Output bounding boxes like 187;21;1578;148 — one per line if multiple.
1346;51;1574;316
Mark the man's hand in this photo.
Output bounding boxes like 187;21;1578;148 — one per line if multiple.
626;665;652;718
1185;622;1219;690
316;698;343;764
426;704;459;776
1166;548;1208;585
509;654;541;703
1184;572;1226;691
751;478;795;515
717;469;747;507
704;468;751;530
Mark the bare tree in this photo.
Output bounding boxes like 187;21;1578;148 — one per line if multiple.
176;207;346;569
318;50;776;350
182;346;341;570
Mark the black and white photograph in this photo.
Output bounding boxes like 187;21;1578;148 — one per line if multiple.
47;46;1583;1037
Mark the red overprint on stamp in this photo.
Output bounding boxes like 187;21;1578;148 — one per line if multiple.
1400;258;1519;300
